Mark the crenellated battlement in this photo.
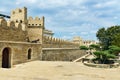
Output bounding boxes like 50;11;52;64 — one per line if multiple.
0;17;28;42
0;17;7;27
7;21;15;28
28;16;44;28
28;16;41;20
0;18;27;31
43;36;78;48
11;8;26;15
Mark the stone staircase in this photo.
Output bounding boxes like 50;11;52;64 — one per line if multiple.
73;53;91;62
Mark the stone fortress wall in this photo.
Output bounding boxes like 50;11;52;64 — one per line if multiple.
0;17;27;42
42;49;86;61
0;7;79;48
0;7;43;68
0;7;86;68
0;42;42;68
0;16;42;68
43;36;79;48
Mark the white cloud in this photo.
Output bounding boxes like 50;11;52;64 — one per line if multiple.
1;0;120;41
90;30;97;34
113;16;119;20
15;2;20;5
70;32;77;35
0;7;7;12
80;32;88;35
94;0;118;8
14;0;85;9
61;36;71;40
16;0;37;5
37;0;86;9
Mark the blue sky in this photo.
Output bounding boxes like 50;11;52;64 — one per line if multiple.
0;0;120;41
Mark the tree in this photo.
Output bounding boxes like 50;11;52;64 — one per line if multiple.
96;25;120;50
89;44;100;50
108;45;120;55
93;50;116;64
96;27;109;50
79;46;89;50
111;33;120;47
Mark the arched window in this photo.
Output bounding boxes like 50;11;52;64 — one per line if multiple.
28;49;32;59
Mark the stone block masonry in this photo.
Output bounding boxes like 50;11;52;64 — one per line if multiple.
0;7;85;68
42;48;86;61
0;41;42;68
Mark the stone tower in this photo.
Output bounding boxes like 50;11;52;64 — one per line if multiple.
10;7;27;24
10;7;45;44
73;36;83;46
27;16;45;44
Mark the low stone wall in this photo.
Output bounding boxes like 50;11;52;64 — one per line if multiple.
84;62;119;68
42;48;86;61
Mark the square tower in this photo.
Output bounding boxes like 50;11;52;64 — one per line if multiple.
27;16;45;44
10;7;27;24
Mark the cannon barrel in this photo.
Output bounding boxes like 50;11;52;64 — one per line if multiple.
0;14;10;18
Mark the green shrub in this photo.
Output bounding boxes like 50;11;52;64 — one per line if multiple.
79;46;89;50
93;50;116;64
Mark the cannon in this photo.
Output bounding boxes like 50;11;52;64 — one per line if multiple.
31;39;40;43
0;14;10;18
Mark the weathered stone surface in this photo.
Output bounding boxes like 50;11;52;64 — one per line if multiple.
27;28;43;43
0;26;27;42
0;7;85;68
0;41;42;68
42;49;86;61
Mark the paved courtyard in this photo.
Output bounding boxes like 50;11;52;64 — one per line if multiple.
0;61;120;80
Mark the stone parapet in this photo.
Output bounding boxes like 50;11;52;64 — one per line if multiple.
43;36;79;48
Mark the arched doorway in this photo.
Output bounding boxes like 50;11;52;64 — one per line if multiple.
28;49;32;59
2;48;11;68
